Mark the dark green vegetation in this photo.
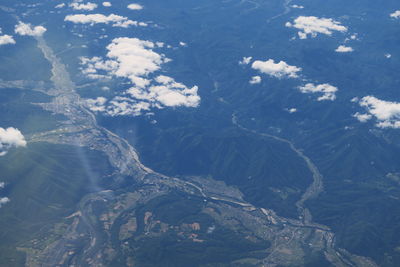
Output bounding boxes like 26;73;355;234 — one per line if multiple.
0;88;63;134
0;143;113;266
1;0;400;265
114;193;270;267
133;229;267;267
96;0;400;265
309;179;400;266
0;9;51;82
102;115;312;219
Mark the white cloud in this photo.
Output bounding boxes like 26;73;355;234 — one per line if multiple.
102;2;112;7
0;180;8;208
298;83;338;101
249;75;261;84
355;96;400;128
127;3;143;10
385;53;392;59
239;56;252;65
81;38;166;87
0;127;26;156
335;45;354;53
179;41;187;47
131;75;200;107
106;97;151;116
251;59;301;78
64;14;147;28
55;3;66;8
15;22;47;37
390;10;400;19
288;108;298;113
291;4;304;9
0;35;15;46
85;97;107;112
344;34;358;42
353;112;372;122
286;16;347;39
70;2;98;11
0;197;10;208
80;38;200;116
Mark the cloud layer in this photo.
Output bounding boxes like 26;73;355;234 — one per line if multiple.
55;3;66;8
70;2;98;11
286;16;347;39
0;35;15;45
127;3;143;10
251;59;301;78
390;10;400;19
15;22;47;37
298;83;338;101
81;37;200;116
65;14;147;28
0;197;10;208
354;96;400;128
249;75;261;84
239;56;252;65
0;127;27;156
335;45;354;53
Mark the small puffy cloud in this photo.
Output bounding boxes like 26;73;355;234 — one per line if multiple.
103;97;151;116
80;38;200;116
354;96;400;128
55;3;66;8
0;183;8;208
102;2;112;7
70;2;98;11
291;4;304;9
179;41;187;47
239;56;252;65
0;35;15;45
135;75;200;107
85;97;107;112
385;53;392;59
251;59;301;78
353;112;372;122
0;127;26;156
390;10;400;19
288;108;298;113
0;127;27;147
64;14;147;28
0;197;10;208
249;76;261;84
127;3;143;10
298;83;338;101
15;22;47;37
286;16;347;39
82;38;167;87
335;45;354;53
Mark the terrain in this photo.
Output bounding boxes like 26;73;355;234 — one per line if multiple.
1;0;400;266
